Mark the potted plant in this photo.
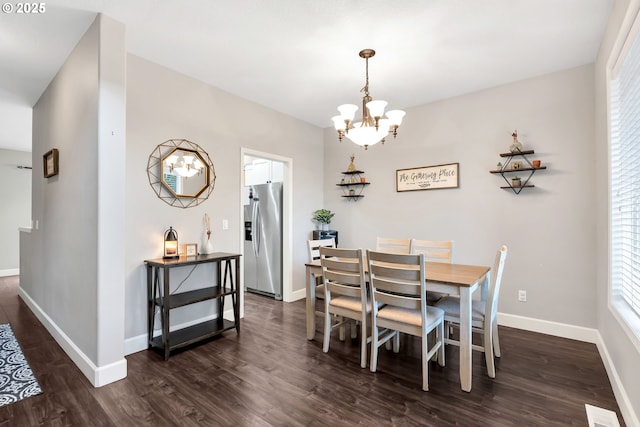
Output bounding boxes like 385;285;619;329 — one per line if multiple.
313;209;334;230
511;176;522;187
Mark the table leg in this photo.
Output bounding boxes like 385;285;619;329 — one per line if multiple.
233;257;240;334
162;267;171;361
305;265;317;340
146;265;153;349
218;261;225;322
459;286;473;392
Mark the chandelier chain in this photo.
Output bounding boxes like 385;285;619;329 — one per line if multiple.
361;57;370;97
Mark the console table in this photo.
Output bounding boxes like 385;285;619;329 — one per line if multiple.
144;252;241;360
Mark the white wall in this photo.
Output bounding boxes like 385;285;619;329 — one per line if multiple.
324;65;597;328
22;14;126;386
0;149;31;275
595;0;640;424
124;55;324;350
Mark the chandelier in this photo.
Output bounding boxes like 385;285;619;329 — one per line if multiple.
332;49;406;150
165;152;205;177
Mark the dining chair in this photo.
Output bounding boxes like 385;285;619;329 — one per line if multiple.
410;239;455;303
308;238;350;340
307;237;336;305
367;250;445;391
409;239;454;263
434;245;508;378
376;237;411;254
320;246;372;368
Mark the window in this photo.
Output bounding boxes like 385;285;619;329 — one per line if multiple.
611;19;640;323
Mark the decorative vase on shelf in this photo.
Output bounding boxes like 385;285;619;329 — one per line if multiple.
201;231;214;254
347;154;356;172
509;130;523;153
200;213;214;255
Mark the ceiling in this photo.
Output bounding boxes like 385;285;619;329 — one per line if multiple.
0;0;613;153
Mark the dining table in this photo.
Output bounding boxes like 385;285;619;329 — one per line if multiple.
305;257;491;393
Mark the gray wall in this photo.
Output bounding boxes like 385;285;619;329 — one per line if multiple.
23;14;126;385
0;149;31;274
124;54;324;348
324;64;597;328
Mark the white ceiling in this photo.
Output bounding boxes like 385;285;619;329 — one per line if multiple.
0;0;613;153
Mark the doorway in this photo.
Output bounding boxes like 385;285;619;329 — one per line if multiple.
239;149;293;318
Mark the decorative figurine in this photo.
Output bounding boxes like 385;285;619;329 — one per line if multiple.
510;130;523;153
347;154;357;172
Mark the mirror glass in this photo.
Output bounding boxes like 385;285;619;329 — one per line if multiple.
161;148;209;198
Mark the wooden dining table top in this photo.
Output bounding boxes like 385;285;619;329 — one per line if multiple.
305;259;490;287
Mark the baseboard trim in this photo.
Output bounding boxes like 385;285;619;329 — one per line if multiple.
0;269;19;277
497;312;599;343
498;312;637;426
289;288;306;302
594;331;640;427
18;287;127;387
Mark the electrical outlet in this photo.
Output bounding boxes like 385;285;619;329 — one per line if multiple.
222;219;229;230
518;290;527;302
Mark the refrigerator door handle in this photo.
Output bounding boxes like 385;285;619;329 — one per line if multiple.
252;201;261;256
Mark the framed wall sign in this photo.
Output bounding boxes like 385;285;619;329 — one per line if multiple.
184;243;198;257
43;148;59;178
396;162;459;192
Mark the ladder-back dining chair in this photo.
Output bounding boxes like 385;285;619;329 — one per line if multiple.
376;237;411;254
308;238;337;292
320;246;372;368
410;239;454;263
434;245;508;378
367;250;445;391
307;238;341;335
410;239;455;303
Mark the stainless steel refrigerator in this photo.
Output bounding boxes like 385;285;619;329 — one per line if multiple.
244;182;283;300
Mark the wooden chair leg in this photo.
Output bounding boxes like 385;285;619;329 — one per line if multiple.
370;327;379;372
323;300;331;353
421;331;429;391
393;331;400;353
351;320;358;339
484;326;495;378
437;320;445;367
492;321;501;358
359;318;367;368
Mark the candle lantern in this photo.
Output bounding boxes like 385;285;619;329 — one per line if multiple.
163;226;179;259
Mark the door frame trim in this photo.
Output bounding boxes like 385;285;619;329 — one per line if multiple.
240;148;293;318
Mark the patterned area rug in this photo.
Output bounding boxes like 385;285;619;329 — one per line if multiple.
0;323;42;407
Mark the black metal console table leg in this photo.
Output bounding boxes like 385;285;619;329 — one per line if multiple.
162;267;171;361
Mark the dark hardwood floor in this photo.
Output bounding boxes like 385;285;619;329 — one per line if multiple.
0;275;625;426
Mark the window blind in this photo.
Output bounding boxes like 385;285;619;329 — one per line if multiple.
611;29;640;317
